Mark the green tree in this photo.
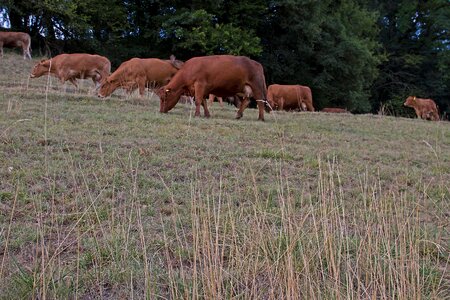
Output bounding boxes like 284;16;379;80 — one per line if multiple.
159;9;262;58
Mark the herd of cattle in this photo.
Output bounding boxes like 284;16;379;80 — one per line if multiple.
0;31;442;121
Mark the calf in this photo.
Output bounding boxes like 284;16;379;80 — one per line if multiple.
404;96;439;121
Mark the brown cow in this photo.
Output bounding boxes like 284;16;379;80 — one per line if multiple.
30;53;111;88
159;55;267;121
404;96;439;121
321;108;350;113
267;84;314;112
98;55;183;97
0;31;32;59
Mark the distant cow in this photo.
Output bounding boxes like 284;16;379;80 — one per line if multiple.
321;108;350;114
98;55;183;98
404;96;439;121
30;53;111;88
0;31;32;59
267;84;314;112
159;55;267;121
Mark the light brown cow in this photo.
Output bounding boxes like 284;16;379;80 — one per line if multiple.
404;96;439;121
98;55;183;97
321;108;350;113
159;55;267;120
0;31;32;59
30;53;111;88
267;84;314;112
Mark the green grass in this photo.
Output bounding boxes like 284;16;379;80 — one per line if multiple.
0;52;449;299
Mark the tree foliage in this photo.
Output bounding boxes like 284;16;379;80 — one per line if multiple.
0;0;448;115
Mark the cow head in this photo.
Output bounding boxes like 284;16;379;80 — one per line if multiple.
158;86;183;113
98;78;115;98
30;59;51;78
404;96;416;107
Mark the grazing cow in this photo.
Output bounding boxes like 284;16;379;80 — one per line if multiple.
159;55;267;120
404;96;439;121
98;55;183;97
267;84;314;112
0;31;32;59
30;53;111;88
321;108;350;113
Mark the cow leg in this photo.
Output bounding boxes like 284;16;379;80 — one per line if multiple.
301;102;307;111
218;97;224;107
304;99;315;112
279;97;285;111
208;94;215;105
194;84;208;117
257;99;265;121
236;97;251;119
201;99;211;118
92;73;102;90
414;108;422;119
138;78;146;97
22;45;27;60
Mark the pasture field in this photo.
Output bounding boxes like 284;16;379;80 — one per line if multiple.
0;53;449;299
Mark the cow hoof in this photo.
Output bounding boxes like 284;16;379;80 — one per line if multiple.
259;118;265;122
236;113;243;119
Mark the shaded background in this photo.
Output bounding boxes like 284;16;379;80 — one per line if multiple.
1;0;449;115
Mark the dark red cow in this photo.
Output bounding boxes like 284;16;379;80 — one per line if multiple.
158;55;267;121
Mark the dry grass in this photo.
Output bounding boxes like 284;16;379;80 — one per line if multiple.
0;52;449;299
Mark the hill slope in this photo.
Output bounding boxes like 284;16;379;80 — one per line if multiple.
0;53;449;299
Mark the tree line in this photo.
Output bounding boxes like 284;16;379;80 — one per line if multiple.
1;0;449;115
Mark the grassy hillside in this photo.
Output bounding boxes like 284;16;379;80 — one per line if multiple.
0;53;449;299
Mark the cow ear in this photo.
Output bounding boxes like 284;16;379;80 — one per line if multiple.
170;55;175;62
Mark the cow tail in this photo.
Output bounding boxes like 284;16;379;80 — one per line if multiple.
259;66;270;108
